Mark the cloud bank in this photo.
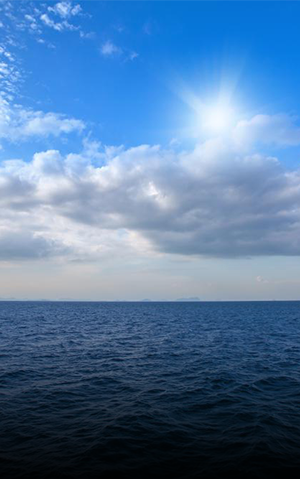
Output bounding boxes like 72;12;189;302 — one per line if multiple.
1;134;300;262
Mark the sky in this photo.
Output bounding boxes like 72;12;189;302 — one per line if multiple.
1;0;300;301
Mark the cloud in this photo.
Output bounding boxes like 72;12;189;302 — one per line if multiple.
24;13;42;34
143;21;154;36
2;1;86;38
0;230;69;260
40;13;78;32
40;1;82;32
128;51;139;61
100;42;138;62
0;45;20;99
48;2;82;19
233;114;300;147
256;276;269;284
0;98;85;142
1;136;300;262
255;275;300;286
100;40;122;57
14;110;85;138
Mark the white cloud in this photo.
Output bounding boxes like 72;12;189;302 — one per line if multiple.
100;40;122;57
1;136;300;262
37;2;86;35
16;110;85;138
0;44;20;99
100;42;138;62
48;2;82;19
0;98;85;142
24;13;42;34
128;51;139;61
2;1;88;39
40;13;78;32
233;114;300;147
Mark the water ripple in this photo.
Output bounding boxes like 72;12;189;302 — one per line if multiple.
1;301;300;478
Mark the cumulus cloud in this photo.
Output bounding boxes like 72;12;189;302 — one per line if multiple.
1;137;300;261
233;114;300;147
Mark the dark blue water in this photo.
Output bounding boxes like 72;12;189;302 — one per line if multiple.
1;301;300;478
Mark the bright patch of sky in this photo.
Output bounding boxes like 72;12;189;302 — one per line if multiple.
1;1;300;300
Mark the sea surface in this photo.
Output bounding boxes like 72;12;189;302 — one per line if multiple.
1;301;300;478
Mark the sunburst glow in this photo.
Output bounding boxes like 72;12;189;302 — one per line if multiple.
203;104;234;132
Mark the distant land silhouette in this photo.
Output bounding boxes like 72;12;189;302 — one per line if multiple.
176;297;201;302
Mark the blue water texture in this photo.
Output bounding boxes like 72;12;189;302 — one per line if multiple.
1;301;300;478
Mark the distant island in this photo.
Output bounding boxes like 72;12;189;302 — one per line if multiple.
176;297;201;302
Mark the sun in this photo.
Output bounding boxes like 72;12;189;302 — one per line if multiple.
202;103;234;133
178;85;238;138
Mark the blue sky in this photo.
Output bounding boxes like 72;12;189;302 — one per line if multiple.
4;1;300;152
1;1;300;300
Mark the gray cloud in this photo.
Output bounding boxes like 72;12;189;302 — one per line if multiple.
1;139;300;261
0;230;69;260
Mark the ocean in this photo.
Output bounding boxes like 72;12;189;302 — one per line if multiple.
1;301;300;478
